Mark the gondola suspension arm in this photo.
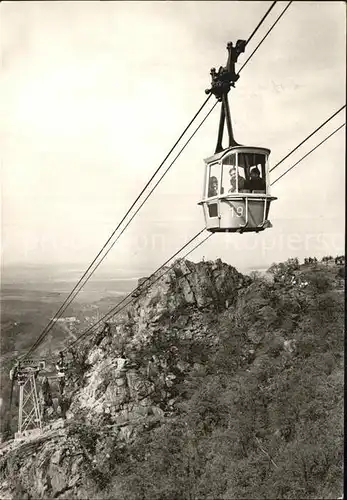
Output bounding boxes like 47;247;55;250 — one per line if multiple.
205;40;246;152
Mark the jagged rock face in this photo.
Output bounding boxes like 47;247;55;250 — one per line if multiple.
65;259;249;431
0;259;250;499
132;258;248;326
0;423;113;499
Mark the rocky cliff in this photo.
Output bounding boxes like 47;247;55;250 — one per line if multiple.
0;258;343;500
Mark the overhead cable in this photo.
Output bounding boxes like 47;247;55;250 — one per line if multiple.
23;96;212;358
29;118;346;357
271;123;345;186
63;110;346;352
270;104;346;174
245;1;277;46
238;1;293;74
23;101;218;359
22;2;297;359
64;229;212;351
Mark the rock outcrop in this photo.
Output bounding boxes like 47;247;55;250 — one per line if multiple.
1;258;343;499
0;259;250;499
65;259;250;435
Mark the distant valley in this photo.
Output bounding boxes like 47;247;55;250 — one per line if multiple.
0;263;145;421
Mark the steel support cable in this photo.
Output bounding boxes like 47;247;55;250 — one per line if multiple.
88;121;345;350
91;232;213;332
238;1;293;75
51;101;217;321
22;4;283;361
42;120;346;363
245;1;277;47
22;96;212;358
271;123;345;186
270;105;346;174
64;229;212;351
41;230;209;364
24;102;218;360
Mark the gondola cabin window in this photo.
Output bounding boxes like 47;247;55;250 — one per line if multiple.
238;152;267;193
207;162;221;197
221;152;246;194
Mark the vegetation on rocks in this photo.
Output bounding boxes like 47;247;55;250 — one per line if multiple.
0;258;344;499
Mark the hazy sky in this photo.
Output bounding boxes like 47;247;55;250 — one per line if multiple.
1;1;345;275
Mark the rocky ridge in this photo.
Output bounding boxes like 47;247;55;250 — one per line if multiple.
0;258;251;499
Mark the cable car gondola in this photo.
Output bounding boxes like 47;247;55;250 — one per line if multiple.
198;40;277;233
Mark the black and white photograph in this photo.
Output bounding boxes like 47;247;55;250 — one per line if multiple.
0;1;345;499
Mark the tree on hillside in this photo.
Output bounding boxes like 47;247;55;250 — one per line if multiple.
268;258;300;283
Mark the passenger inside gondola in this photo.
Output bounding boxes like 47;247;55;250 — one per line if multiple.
248;166;266;192
238;153;267;193
229;166;245;192
208;176;219;197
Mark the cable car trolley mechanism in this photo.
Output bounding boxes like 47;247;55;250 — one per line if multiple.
199;41;277;233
